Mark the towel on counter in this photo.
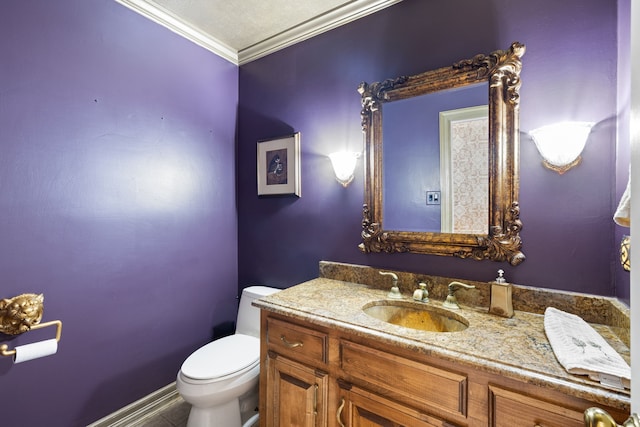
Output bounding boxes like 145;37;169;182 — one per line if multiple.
614;176;630;227
544;307;630;389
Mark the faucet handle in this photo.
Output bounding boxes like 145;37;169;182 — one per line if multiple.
413;282;429;303
443;281;475;310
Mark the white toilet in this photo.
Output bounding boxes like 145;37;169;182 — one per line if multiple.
177;285;280;427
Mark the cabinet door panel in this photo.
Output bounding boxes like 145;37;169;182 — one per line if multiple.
339;384;459;427
489;385;584;427
341;340;467;417
265;355;328;427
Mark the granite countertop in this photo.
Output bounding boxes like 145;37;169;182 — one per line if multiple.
254;277;631;411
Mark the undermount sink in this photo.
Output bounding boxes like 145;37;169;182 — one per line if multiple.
362;301;469;332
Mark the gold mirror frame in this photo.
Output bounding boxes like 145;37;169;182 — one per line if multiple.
358;42;526;266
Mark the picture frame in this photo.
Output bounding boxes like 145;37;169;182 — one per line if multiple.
257;132;301;197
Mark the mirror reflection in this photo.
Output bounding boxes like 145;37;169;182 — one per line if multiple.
383;83;488;233
358;42;526;265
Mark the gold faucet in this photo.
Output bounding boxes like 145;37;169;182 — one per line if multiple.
379;271;402;299
442;281;475;310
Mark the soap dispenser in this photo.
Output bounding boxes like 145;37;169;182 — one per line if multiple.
489;269;514;318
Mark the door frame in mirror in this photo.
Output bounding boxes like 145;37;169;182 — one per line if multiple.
357;42;526;266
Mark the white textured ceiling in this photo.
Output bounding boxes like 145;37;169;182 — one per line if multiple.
115;0;402;65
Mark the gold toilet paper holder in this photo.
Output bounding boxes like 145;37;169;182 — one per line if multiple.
0;320;63;357
0;293;63;357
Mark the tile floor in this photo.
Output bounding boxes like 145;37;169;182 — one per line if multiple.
140;398;190;427
137;399;260;427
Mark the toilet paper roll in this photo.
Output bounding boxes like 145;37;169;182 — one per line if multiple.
13;339;58;364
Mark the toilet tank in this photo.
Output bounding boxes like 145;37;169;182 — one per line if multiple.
236;286;280;338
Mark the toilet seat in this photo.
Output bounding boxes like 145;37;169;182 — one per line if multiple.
181;334;259;381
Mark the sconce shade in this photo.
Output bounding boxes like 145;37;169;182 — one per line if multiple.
328;151;360;187
529;121;594;174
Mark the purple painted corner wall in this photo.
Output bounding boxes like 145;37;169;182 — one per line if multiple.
0;0;630;425
0;0;238;425
238;0;630;296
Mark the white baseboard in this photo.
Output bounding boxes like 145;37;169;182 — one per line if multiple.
87;382;180;427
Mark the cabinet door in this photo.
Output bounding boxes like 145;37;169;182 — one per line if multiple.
340;340;467;418
337;384;459;427
265;353;328;427
489;385;585;427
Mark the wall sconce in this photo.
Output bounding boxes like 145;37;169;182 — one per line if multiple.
620;235;630;272
328;151;360;187
529;121;594;174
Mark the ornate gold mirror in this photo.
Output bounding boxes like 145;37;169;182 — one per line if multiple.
358;42;525;265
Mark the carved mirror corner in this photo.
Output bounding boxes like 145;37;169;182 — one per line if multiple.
358;42;526;266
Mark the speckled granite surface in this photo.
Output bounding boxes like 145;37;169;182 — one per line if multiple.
319;261;630;346
254;261;631;411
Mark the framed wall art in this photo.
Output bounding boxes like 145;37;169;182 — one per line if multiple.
257;132;301;197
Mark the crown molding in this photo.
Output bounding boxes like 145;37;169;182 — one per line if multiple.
115;0;402;66
237;0;403;65
115;0;239;64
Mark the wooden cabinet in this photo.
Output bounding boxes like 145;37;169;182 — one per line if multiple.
262;316;330;427
265;355;328;427
260;311;628;427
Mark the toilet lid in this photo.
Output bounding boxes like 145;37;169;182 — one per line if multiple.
181;334;259;380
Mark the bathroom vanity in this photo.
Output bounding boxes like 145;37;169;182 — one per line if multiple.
255;262;630;427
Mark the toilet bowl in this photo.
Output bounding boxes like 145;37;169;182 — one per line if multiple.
176;286;280;427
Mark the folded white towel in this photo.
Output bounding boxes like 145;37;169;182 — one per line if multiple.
544;307;630;389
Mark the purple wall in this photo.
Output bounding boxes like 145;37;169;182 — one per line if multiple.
0;1;238;425
0;0;629;425
238;0;629;296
